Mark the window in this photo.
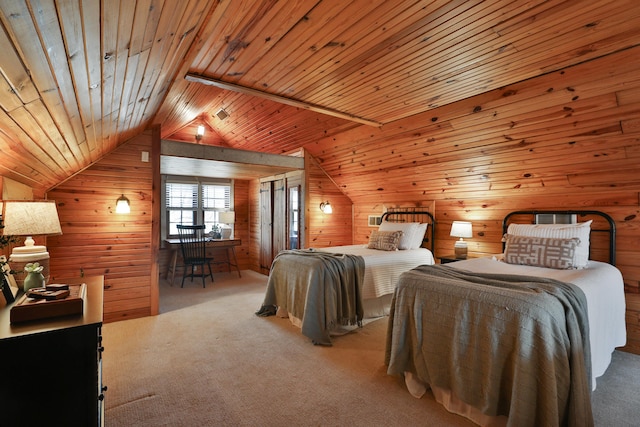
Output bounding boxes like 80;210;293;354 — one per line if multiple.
288;186;300;249
164;178;233;238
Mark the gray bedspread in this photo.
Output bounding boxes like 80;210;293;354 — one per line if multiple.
385;265;593;427
262;249;365;345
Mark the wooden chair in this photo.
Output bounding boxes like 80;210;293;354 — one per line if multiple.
176;224;214;287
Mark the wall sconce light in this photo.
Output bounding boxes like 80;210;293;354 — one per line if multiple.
319;201;332;214
196;125;205;140
116;194;131;214
450;221;473;258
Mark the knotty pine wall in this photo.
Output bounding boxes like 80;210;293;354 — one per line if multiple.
248;178;261;273
306;47;640;354
31;46;640;353
47;129;157;323
45;128;252;323
305;153;352;248
231;179;252;272
353;200;436;246
246;153;352;271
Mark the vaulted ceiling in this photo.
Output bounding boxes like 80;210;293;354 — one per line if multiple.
1;0;639;195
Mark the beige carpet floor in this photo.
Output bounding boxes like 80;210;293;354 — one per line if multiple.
103;270;640;426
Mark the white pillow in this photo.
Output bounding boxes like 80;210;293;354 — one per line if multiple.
506;220;592;268
378;222;420;250
411;223;428;249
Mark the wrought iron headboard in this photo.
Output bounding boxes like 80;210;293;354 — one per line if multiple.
502;210;616;265
380;210;435;254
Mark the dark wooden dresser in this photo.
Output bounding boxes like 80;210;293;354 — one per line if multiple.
0;276;105;426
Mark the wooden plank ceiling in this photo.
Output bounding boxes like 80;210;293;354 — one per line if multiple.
0;0;639;194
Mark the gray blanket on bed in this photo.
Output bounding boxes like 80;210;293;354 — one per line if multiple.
262;249;365;345
385;265;592;427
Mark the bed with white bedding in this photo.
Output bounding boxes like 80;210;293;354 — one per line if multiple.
385;210;626;427
317;244;435;317
258;210;435;345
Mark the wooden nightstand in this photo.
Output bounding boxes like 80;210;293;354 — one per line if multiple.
440;255;465;264
439;253;483;264
0;276;105;426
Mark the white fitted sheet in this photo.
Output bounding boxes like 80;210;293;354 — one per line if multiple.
399;256;626;426
317;245;435;300
447;256;626;385
281;245;435;328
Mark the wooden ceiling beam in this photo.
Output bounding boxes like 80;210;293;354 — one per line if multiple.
185;73;382;127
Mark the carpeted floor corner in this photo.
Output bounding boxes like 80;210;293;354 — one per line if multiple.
102;270;640;426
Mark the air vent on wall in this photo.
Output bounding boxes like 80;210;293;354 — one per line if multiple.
535;213;577;224
368;215;382;227
215;108;229;120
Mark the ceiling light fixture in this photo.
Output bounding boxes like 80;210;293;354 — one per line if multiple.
196;125;205;140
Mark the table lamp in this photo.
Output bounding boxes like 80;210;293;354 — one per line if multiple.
450;221;472;259
218;211;235;239
2;201;62;286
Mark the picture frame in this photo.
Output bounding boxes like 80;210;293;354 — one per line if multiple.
1;260;19;304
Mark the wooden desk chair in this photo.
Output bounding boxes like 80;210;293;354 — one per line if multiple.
176;224;214;287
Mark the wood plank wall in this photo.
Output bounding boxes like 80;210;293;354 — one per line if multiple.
46;129;253;322
248;178;261;273
353;200;436;245
47;130;155;323
305;153;352;248
34;44;640;354
306;47;640;355
232;179;251;271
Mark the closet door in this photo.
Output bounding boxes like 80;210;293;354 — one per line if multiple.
259;181;273;273
259;171;304;273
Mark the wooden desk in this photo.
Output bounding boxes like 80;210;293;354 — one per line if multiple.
165;238;242;284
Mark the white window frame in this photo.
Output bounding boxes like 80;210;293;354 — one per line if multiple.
162;175;234;239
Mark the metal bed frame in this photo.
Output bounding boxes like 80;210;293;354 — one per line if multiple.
381;210;435;254
502;210;616;265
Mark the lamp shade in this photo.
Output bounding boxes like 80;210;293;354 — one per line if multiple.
450;221;473;238
2;201;62;285
2;201;62;239
218;211;235;224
